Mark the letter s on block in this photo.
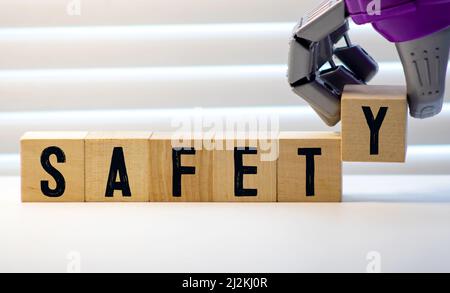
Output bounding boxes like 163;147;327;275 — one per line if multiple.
40;146;66;197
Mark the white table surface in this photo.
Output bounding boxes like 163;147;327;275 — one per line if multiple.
1;175;450;273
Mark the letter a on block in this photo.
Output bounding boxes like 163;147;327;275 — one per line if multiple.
85;132;151;202
342;85;407;162
277;132;342;202
21;132;87;202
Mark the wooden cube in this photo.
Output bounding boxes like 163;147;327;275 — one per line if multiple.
213;135;277;202
277;132;342;202
85;132;151;202
149;132;213;202
342;85;407;162
21;132;87;202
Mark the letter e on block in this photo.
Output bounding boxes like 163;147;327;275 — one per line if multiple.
277;132;342;202
21;132;87;202
342;85;407;162
213;136;277;202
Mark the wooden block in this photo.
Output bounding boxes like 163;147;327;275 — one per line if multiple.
277;132;342;202
342;85;407;162
21;132;87;202
149;132;213;202
85;131;151;202
213;136;277;202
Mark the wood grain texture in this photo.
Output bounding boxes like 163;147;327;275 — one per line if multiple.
85;131;151;202
277;132;342;202
342;85;407;162
213;136;277;202
21;131;87;202
149;132;213;202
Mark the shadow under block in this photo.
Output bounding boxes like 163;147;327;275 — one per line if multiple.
85;132;152;202
149;133;213;202
213;138;277;202
342;85;407;162
277;132;342;202
21;132;87;202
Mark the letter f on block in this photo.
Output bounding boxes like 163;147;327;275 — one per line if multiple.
172;148;196;197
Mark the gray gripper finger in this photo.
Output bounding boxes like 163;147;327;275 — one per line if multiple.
396;26;450;119
308;66;363;126
316;37;334;70
310;104;340;128
334;45;379;83
294;0;346;42
287;37;314;85
292;79;341;126
287;0;348;126
321;65;364;94
329;21;349;44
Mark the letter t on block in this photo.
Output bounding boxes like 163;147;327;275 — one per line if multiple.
277;132;342;202
342;85;407;162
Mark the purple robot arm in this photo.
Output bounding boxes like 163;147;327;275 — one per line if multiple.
288;0;450;125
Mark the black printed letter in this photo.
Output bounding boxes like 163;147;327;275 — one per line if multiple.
362;106;388;155
172;148;196;197
234;147;257;197
40;146;66;197
298;148;322;196
105;147;131;197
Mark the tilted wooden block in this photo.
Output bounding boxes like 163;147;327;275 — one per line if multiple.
212;136;277;202
21;132;87;202
277;132;342;202
149;133;213;202
85;132;152;202
342;85;407;162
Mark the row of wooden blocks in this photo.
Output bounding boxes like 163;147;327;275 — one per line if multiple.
21;85;407;202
